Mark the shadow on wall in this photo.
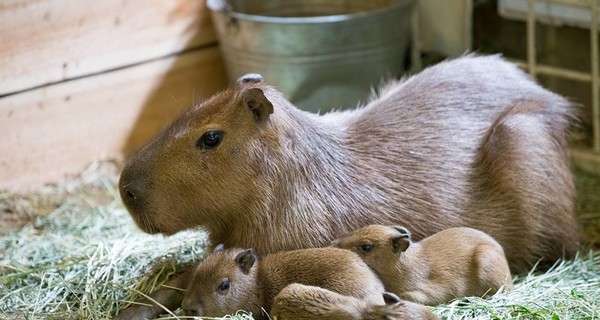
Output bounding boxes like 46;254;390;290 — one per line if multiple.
121;1;228;156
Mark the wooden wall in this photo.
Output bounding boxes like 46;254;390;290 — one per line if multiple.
0;0;228;191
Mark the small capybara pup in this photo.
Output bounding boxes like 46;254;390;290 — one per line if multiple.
332;225;513;305
181;245;386;319
271;283;438;320
117;54;579;318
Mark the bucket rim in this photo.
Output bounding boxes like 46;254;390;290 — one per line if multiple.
207;0;415;24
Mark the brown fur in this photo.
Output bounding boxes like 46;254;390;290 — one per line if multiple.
332;225;513;305
181;247;385;320
271;283;438;320
116;55;579;318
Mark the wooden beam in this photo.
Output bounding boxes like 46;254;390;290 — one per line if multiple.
0;47;227;192
0;0;217;96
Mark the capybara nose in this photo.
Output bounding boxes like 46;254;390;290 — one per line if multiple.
184;308;200;316
121;184;138;206
182;299;203;317
118;167;146;213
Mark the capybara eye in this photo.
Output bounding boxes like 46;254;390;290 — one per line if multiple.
197;130;224;149
217;278;230;294
359;244;373;252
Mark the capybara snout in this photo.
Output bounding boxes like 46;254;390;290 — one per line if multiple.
118;163;151;231
181;303;201;317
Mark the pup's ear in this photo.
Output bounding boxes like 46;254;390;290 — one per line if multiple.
237;73;263;84
235;249;257;274
392;225;412;238
383;292;401;305
242;87;273;123
392;235;410;254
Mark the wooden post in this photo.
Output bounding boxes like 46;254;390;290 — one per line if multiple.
527;0;537;77
591;0;600;152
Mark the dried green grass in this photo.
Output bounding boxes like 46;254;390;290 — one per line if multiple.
0;162;599;320
431;253;600;319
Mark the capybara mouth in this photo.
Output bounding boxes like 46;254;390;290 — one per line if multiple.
142;224;161;234
129;212;162;234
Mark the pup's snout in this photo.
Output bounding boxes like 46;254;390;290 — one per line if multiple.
182;298;203;317
183;308;201;316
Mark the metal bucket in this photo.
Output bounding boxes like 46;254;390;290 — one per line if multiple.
207;0;415;112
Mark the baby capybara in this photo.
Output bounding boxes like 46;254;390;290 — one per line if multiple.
332;225;513;305
181;246;385;319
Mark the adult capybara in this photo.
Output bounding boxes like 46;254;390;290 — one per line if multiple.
332;225;513;305
271;283;438;320
117;54;579;317
181;246;385;319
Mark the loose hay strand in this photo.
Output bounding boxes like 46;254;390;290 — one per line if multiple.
0;162;599;320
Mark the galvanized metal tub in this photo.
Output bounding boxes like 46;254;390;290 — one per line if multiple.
207;0;415;112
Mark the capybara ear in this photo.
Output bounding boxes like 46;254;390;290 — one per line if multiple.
393;225;412;239
242;87;273;123
383;292;401;305
237;73;263;84
392;235;410;254
214;243;225;252
235;249;256;274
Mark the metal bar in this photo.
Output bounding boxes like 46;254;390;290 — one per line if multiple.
536;0;591;8
527;0;537;77
592;0;600;151
464;0;473;51
510;59;594;81
537;64;594;81
410;2;422;72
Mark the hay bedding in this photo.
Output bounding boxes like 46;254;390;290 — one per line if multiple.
0;161;599;320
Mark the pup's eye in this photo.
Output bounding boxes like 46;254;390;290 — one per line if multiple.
217;278;230;294
197;130;224;149
359;244;373;252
